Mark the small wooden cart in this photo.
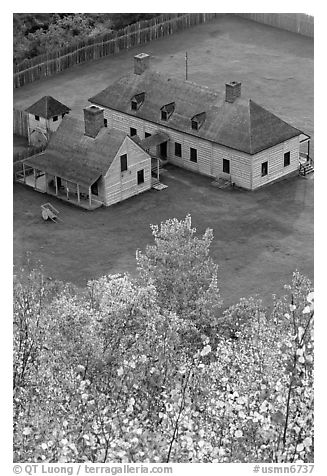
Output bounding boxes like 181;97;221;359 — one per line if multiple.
41;203;62;222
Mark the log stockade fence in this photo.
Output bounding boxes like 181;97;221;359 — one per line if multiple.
13;13;313;90
236;13;314;38
13;13;217;89
13;108;29;137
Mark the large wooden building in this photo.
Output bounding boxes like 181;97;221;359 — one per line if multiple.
89;53;311;190
25;96;71;146
16;105;152;209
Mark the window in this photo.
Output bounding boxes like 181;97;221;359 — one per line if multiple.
191;112;206;130
131;92;145;111
53;116;58;122
120;154;128;172
160;102;175;121
35;115;40;121
284;151;290;167
190;148;197;163
223;159;230;174
104;118;108;127
191;120;198;131
137;169;145;185
261;161;268;177
145;132;151;138
130;127;137;137
175;142;182;157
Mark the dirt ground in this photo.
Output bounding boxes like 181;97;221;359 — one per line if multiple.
13;15;314;308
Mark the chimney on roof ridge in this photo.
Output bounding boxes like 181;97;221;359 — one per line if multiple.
84;105;104;138
134;53;150;75
225;81;242;103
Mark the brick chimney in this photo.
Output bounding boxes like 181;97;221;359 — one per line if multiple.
225;81;242;103
134;53;150;75
84;105;104;138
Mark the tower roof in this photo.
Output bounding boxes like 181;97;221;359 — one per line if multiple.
25;96;70;119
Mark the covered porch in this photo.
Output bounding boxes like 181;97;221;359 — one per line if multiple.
299;133;313;176
14;154;103;210
140;131;170;182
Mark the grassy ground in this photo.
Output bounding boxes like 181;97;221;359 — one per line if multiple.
13;165;313;309
13;15;314;308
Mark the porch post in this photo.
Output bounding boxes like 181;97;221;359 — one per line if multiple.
45;173;48;193
23;163;26;184
89;186;92;207
157;158;160;180
66;183;69;200
34;169;37;189
55;176;58;196
77;183;80;204
308;141;310;160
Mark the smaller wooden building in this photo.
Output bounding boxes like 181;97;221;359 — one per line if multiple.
16;105;152;209
25;96;70;146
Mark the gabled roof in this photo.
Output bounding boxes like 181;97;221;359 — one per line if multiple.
89;70;302;155
140;131;170;149
25;96;71;119
24;116;127;187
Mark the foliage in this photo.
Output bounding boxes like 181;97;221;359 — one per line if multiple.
136;215;222;342
13;217;314;463
13;13;159;63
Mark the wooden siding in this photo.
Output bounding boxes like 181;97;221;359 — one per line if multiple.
27;113;65;145
48;115;65;132
103;108;254;187
103;136;151;206
212;145;252;189
103;107;299;190
252;137;299;189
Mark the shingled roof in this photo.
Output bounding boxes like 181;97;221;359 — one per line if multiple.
89;70;302;155
24;116;127;187
25;96;71;120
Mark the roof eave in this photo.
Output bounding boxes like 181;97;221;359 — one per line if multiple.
250;132;302;155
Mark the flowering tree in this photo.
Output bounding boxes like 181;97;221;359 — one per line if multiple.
158;272;314;463
136;215;222;342
13;218;314;464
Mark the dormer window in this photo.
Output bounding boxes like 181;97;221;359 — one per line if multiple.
191;112;206;131
131;92;145;111
160;102;175;121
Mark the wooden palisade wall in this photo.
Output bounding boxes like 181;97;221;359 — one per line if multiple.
236;13;314;38
13;108;29;137
13;13;217;88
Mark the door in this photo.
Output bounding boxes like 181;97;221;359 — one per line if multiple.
159;141;167;158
